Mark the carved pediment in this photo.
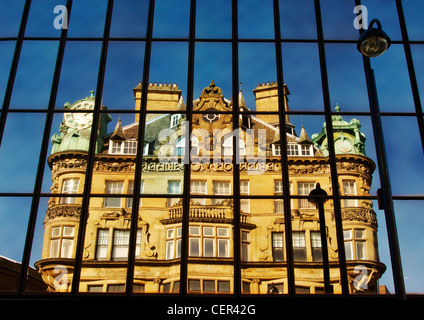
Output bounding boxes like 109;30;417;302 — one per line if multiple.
194;81;232;112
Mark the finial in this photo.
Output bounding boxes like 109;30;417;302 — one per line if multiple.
335;103;341;112
210;80;215;88
90;90;95;99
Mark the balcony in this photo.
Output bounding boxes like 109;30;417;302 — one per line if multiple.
160;201;255;229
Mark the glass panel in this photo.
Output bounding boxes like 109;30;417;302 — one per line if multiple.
239;43;277;111
196;0;231;39
0;0;25;37
152;0;190;38
292;199;339;294
194;43;232;101
135;197;182;293
411;45;424;108
325;44;369;112
25;0;62;37
0;113;45;193
67;0;108;38
188;199;234;294
102;42;145;110
361;0;402;41
371;44;415;112
279;0;316;39
28;197;77;293
238;0;274;39
241;199;287;294
393;200;424;294
147;42;188;110
343;199;386;294
142;113;185;194
0;197;32;293
288;115;332;197
56;41;102;108
281;43;323;111
0;41;15;108
110;0;149;38
382;116;424;196
403;1;424;40
320;0;360;40
41;112;89;194
9;41;59;109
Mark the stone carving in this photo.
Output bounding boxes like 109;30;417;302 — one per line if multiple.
335;208;378;229
44;204;81;224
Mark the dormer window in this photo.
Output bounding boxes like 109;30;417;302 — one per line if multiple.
170;114;182;128
109;140;137;155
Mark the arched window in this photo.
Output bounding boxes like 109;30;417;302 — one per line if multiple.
174;137;185;156
222;135;245;156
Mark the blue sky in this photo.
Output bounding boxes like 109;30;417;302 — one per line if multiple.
0;0;423;294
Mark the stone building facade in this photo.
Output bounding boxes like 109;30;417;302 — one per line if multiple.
35;82;385;294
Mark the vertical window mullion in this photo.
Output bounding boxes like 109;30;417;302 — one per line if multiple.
231;0;241;297
272;0;295;296
125;0;156;296
71;0;114;296
313;0;349;296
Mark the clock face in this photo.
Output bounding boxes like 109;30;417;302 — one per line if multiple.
336;139;353;153
63;101;94;130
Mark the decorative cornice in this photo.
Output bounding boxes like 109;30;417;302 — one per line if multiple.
44;204;81;224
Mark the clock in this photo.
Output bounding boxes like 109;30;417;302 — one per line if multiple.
335;139;353;153
63;100;94;130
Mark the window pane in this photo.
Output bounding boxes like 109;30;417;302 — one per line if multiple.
0;0;24;37
204;238;214;257
67;0;107;38
203;280;215;292
0;41;15;108
152;0;190;38
110;0;149;38
238;0;274;39
102;42;145;110
196;0;231;39
189;238;200;257
282;43;323;111
188;279;200;292
9;41;58;109
0;113;45;193
279;0;316;39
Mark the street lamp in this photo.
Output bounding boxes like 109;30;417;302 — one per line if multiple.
308;183;333;294
357;19;391;57
357;20;406;300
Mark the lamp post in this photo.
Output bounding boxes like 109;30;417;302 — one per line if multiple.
308;183;333;293
357;19;406;300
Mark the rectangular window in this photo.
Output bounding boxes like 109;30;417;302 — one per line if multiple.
272;144;281;156
300;144;311;156
292;231;307;261
49;226;74;258
168;180;181;207
272;232;284;262
344;229;366;261
104;181;124;207
96;229;109;260
240;180;250;213
298;182;315;209
127;181;144;208
342;180;357;207
311;231;322;262
123;140;137;154
112;229;130;260
241;231;249;261
191;180;206;205
287;144;299;156
166;227;182;260
61;178;79;204
213;181;231;195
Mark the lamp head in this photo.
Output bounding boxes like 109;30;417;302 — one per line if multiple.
357;19;391;57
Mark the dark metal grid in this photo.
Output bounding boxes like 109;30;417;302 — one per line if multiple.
0;0;421;300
